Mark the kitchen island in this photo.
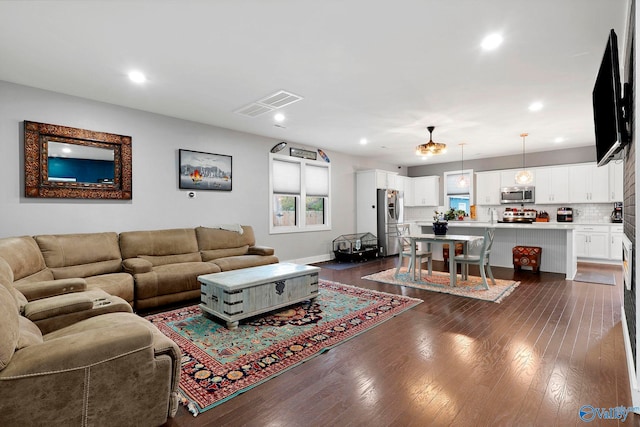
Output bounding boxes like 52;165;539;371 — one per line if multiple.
415;221;577;278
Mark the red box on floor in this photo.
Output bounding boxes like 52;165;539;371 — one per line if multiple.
513;246;542;273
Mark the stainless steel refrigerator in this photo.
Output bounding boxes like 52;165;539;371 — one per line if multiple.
377;189;404;256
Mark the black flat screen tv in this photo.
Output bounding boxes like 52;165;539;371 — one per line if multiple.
593;29;627;167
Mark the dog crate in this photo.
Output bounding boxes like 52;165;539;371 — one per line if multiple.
332;232;378;262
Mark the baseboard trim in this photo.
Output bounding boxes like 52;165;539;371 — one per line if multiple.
282;253;331;265
621;306;640;412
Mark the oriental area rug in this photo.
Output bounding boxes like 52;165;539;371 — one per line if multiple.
145;280;422;415
362;269;520;303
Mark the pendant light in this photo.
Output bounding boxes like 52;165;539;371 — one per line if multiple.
514;133;533;185
415;126;447;156
457;143;468;187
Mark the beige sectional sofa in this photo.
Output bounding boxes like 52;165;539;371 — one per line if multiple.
0;225;277;312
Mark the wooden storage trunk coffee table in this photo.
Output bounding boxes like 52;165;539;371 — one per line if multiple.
199;263;321;329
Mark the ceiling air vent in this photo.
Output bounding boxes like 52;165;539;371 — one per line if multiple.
258;90;303;108
235;103;275;118
235;90;303;118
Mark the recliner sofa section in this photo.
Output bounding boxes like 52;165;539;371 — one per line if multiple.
0;257;181;426
120;228;222;310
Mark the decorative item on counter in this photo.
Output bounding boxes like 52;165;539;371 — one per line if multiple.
444;208;466;221
536;211;550;222
432;211;449;235
470;205;477;220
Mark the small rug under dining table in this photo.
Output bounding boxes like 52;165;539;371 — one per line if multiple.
362;268;520;303
145;280;422;415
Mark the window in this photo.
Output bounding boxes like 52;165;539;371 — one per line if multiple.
270;154;330;233
444;169;474;215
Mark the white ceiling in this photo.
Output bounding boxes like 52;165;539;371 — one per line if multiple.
0;1;630;166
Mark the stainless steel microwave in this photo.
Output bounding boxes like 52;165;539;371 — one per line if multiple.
500;186;535;204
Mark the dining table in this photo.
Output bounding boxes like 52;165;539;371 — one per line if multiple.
408;233;484;287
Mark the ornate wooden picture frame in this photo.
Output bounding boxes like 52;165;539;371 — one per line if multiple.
24;121;132;199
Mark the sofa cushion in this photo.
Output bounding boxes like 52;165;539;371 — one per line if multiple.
195;225;256;251
35;232;123;279
134;262;221;301
0;285;19;370
212;254;279;271
0;258;27;312
139;252;201;266
119;228;199;259
0;236;49;282
16;317;43;350
200;245;249;262
86;273;134;305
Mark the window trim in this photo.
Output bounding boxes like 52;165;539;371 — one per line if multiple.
269;153;331;234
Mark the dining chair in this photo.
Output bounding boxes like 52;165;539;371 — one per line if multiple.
453;227;496;289
395;224;432;280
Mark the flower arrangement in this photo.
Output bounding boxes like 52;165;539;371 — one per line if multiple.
433;210;447;223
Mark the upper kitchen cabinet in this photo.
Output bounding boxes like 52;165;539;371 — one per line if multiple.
475;171;501;205
411;176;440;206
375;170;400;189
500;169;535;187
609;161;623;201
534;166;569;204
399;176;414;205
568;163;609;203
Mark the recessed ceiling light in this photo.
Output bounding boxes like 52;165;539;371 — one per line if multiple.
481;33;503;51
528;101;544;112
128;71;146;83
554;137;565;143
274;113;285;122
360;138;368;145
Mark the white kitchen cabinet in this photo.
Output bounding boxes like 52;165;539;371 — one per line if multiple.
475;171;501;205
569;163;609;203
403;177;415;206
610;225;624;260
534;166;569;203
575;225;609;259
609;161;624;201
375;170;399;190
412;176;440;206
500;168;535;187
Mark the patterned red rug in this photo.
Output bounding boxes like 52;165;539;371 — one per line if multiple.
145;280;422;415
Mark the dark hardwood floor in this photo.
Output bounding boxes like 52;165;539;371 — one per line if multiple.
163;258;638;427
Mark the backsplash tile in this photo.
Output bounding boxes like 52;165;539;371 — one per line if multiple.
405;203;620;224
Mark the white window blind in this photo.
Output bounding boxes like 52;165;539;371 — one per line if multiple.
272;160;301;194
305;164;329;196
445;172;471;195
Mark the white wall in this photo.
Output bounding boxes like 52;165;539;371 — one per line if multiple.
0;81;398;262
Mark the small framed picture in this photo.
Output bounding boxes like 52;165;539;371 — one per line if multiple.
179;149;232;191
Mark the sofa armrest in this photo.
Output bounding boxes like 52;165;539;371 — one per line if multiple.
122;258;153;274
23;292;99;322
0;323;152;378
15;278;87;301
247;245;275;256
